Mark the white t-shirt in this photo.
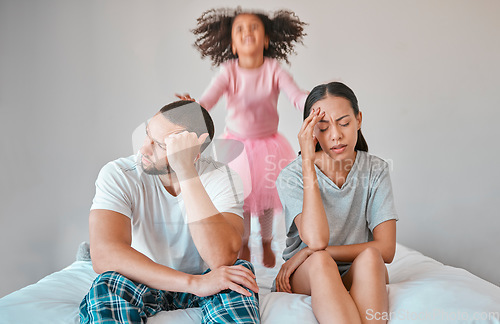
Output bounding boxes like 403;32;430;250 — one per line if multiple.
91;154;244;275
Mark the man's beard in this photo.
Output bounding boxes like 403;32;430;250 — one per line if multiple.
140;157;173;175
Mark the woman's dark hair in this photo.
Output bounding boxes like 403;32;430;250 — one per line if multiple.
192;7;307;66
159;100;214;152
304;82;368;152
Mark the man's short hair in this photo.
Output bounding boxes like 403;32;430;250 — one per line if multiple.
159;100;214;152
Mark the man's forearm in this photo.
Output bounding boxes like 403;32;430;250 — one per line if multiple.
177;168;241;268
188;214;241;268
91;242;199;293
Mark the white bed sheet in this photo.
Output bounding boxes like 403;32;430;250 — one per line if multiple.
1;217;499;323
260;243;500;324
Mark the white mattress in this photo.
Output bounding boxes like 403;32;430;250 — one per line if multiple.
1;217;499;323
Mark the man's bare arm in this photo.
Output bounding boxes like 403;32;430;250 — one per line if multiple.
164;131;245;269
178;171;244;269
89;209;256;296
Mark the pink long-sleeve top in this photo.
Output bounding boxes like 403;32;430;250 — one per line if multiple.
199;58;308;139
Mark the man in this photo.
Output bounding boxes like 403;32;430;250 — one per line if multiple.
80;100;260;323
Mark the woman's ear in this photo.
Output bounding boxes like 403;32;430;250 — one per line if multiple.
264;36;269;50
357;111;363;130
232;43;237;55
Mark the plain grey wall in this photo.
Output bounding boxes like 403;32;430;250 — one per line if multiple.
1;0;499;297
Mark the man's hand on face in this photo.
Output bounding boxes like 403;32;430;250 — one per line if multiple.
192;264;259;297
164;131;209;179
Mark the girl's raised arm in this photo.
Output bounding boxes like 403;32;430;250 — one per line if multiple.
276;66;308;111
198;66;230;111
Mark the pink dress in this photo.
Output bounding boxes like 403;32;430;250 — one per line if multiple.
200;58;307;214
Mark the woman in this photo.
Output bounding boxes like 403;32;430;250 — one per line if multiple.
275;82;398;323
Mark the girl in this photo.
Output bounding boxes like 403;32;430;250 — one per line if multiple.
274;82;398;324
177;8;308;268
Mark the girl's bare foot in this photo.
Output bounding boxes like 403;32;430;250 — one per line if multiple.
262;240;276;268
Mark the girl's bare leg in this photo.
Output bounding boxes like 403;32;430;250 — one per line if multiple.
259;208;275;268
341;247;389;324
291;250;362;324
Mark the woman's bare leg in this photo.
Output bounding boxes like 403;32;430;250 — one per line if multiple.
291;250;362;324
341;247;389;324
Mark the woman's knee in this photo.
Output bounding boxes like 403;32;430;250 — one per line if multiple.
353;247;385;271
304;250;337;274
290;250;339;295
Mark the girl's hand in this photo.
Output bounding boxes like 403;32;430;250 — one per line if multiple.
275;247;313;293
298;108;325;161
175;93;196;102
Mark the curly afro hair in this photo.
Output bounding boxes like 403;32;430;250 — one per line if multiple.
192;7;307;66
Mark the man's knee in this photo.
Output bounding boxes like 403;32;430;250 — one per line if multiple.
90;271;134;296
95;271;123;284
234;259;256;274
80;272;124;315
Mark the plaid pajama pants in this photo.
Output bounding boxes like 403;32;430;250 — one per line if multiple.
79;260;260;324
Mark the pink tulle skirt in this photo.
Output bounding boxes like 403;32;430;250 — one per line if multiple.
222;131;296;215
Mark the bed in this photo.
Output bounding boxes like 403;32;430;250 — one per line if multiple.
1;217;499;324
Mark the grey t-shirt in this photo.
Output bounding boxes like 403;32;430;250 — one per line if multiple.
276;151;398;272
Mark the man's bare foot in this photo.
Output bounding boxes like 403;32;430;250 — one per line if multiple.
262;240;276;268
239;242;251;262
